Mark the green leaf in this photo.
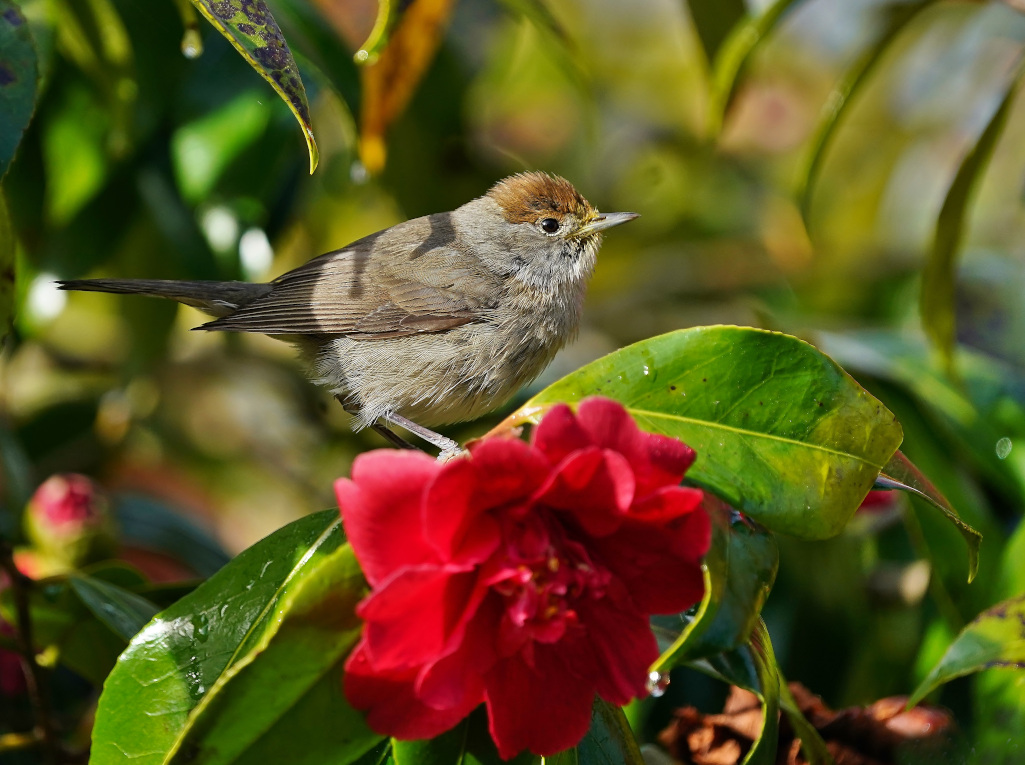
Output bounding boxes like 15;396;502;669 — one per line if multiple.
910;592;1025;706
796;0;938;221
686;0;747;68
778;676;834;765
707;0;803;136
972;668;1025;763
922;65;1023;373
190;0;318;173
167;543;377;764
392;710;539;765
90;509;344;765
0;190;15;347
68;575;159;641
171;90;273;204
688;621;780;765
877;450;981;583
0;0;39;180
574;700;644;765
654;497;778;671
502;326;904;539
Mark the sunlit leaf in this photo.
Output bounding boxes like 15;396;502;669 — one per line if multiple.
922;64;1023;374
654;497;778;671
708;0;804;136
496;326;904;539
686;0;746;68
876;450;981;583
190;0;318;173
166;544;378;764
91;510;343;764
0;0;39;180
910;592;1025;706
357;0;457;175
796;0;939;222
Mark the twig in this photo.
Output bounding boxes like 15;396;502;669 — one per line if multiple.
0;541;59;765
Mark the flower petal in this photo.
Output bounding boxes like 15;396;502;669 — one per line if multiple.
531;403;593;465
575;398;696;497
359;567;479;671
345;641;480;740
423;458;500;566
538;448;635;536
484;647;595;758
336;450;440;585
578;591;659;704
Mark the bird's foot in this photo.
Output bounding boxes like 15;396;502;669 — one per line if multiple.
384;412;463;462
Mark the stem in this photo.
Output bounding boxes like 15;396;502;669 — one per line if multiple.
0;542;59;765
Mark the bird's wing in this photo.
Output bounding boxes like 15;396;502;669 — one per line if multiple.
200;218;501;338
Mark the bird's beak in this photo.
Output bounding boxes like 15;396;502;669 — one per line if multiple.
575;211;639;238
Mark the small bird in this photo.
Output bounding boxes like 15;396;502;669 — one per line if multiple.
60;173;637;456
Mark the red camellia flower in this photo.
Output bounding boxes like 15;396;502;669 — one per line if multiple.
336;397;711;758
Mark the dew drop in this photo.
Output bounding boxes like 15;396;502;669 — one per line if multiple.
181;28;203;59
192;613;210;642
354;49;370;63
646;670;670;697
996;437;1012;460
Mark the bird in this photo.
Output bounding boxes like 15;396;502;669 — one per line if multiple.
59;172;638;457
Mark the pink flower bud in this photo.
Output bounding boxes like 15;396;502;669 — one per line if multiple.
25;474;116;569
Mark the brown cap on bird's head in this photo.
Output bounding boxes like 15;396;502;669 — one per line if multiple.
487;172;597;225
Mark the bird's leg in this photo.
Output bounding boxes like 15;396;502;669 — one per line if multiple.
384;412;462;461
335;395;419;451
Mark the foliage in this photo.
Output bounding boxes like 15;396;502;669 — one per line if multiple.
2;0;1025;763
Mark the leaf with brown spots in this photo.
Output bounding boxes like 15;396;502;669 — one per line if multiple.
910;592;1025;706
356;0;456;174
0;0;39;180
191;0;319;173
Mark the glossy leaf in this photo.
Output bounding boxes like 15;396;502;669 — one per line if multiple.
497;326;904;539
877;450;981;582
922;64;1022;373
190;0;318;173
274;0;360;112
574;700;645;765
654;497;778;671
910;593;1025;706
0;0;38;180
91;509;344;765
686;0;747;68
796;0;937;221
708;0;804;135
68;575;159;641
357;0;457;174
167;543;377;764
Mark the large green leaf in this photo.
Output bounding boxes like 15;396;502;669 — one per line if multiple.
910;592;1025;706
91;509;344;764
190;0;318;173
0;0;39;180
876;450;981;582
166;543;376;764
921;64;1022;373
653;497;778;670
500;326;903;539
796;0;939;221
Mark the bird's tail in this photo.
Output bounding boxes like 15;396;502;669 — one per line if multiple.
58;278;273;318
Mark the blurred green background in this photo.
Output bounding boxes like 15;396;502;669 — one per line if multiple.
4;0;1025;757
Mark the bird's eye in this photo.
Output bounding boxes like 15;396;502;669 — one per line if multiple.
539;218;560;234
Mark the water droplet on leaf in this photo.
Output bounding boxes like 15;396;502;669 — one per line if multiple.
996;437;1012;460
646;670;670;697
